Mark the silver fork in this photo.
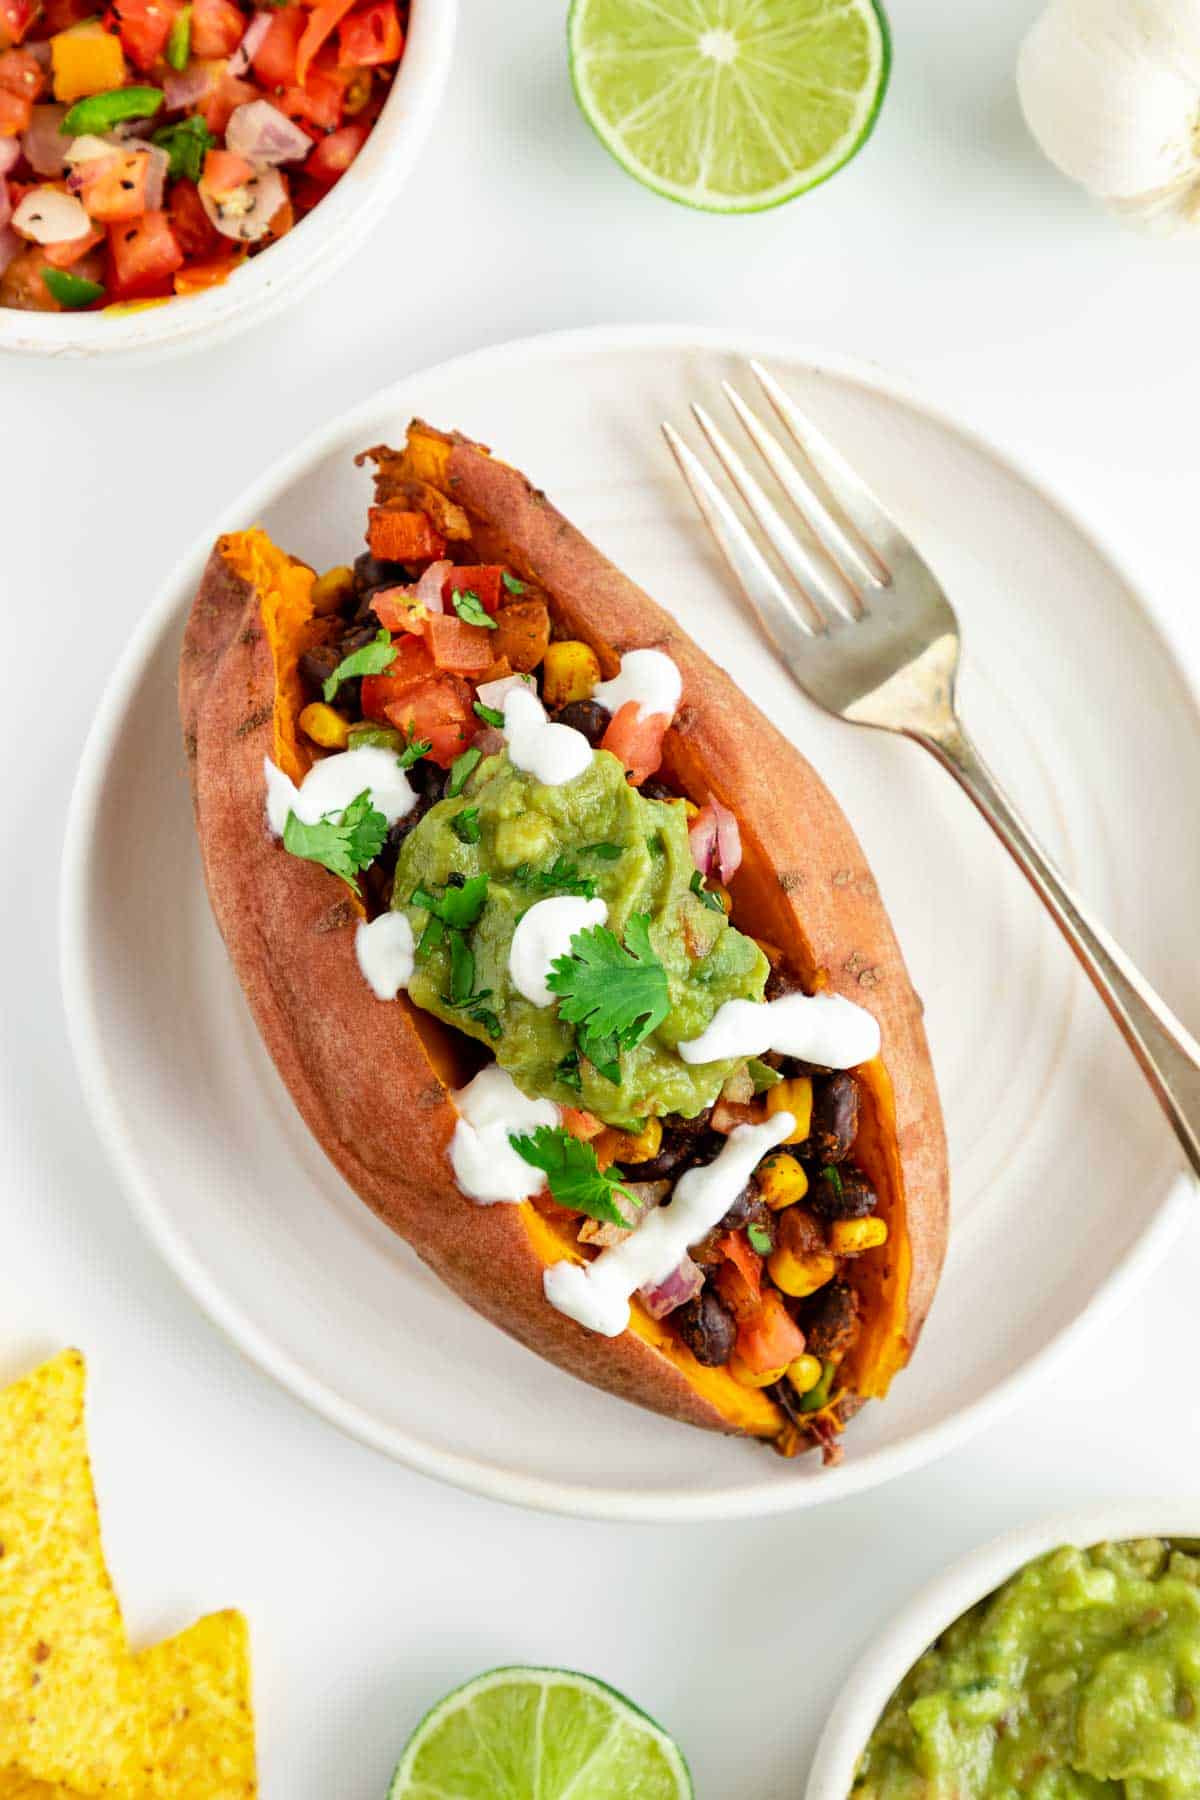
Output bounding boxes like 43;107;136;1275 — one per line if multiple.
664;361;1200;1180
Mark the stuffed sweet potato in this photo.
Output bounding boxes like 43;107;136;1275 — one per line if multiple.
179;420;948;1462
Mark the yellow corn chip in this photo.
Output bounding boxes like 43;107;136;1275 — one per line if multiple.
0;1774;83;1798
139;1612;255;1800
0;1352;145;1794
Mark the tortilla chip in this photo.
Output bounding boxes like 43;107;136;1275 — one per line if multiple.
140;1613;255;1799
0;1774;83;1798
0;1352;145;1794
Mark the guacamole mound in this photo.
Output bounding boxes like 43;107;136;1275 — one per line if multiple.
392;748;768;1128
855;1539;1200;1798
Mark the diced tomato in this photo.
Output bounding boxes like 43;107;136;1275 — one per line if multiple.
719;1230;764;1295
108;0;180;70
41;224;105;266
383;675;474;769
167;176;219;258
0;86;30;131
561;1107;604;1141
0;0;37;47
195;69;256;133
359;633;434;722
714;1255;762;1326
173;251;239;292
367;508;446;564
190;0;244;57
250;3;302;87
336;0;400;66
0;46;43;98
279;66;343;131
736;1291;807;1375
423;614;495;677
40;0;95;30
302;117;367;182
710;1098;763;1134
600;699;669;785
294;0;354;84
0;244;60;306
200;145;253;198
76;147;152;222
370;586;426;635
106;208;182;297
443;565;503;618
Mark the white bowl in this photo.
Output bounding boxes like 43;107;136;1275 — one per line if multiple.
806;1500;1200;1798
0;0;455;360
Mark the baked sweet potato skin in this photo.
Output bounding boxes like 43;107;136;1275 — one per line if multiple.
178;424;948;1449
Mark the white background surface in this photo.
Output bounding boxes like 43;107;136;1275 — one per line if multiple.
5;2;1200;1795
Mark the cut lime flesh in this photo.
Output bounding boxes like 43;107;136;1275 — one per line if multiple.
389;1666;693;1800
569;0;890;213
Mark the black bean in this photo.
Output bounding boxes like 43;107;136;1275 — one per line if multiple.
674;1287;736;1367
409;759;447;803
717;1186;773;1239
800;1279;859;1361
765;963;804;1003
639;778;676;802
554;699;611;745
810;1165;876;1221
809;1073;860;1163
376;804;429;871
298;646;340;695
353;552;407;594
340;623;384;653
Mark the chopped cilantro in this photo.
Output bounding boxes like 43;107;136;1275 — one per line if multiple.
448;931;475;1005
451;588;498;630
416;915;445;960
555;1050;583;1094
578;1025;621;1084
508;1126;635;1226
512;854;597;900
447;745;482;797
501;570;526;596
582;842;623;861
451;806;481;845
410;872;489;929
281;791;386;893
748;1058;782;1093
151;113;215;183
322;630;395;702
690;870;725;914
547;914;670;1053
396;731;433;769
473;700;505;728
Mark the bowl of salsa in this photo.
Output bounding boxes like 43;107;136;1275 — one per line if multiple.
807;1503;1200;1798
0;0;453;353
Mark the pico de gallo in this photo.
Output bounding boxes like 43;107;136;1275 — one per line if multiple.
0;0;407;310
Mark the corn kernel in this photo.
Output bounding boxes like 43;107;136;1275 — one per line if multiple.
786;1354;823;1397
765;1076;813;1145
541;640;601;708
681;799;699;820
729;1354;787;1389
52;20;127;101
831;1216;889;1257
594;1117;662;1168
299;703;351;750
311;564;355;616
767;1244;836;1299
755;1153;808;1211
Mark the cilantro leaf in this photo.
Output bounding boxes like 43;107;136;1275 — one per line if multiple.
410;873;490;929
578;1024;621;1084
323;630;396;703
512;854;597;900
690;870;725;914
397;732;433;769
583;842;623;861
555;1050;583;1094
548;914;669;1052
448;931;475;1004
451;588;498;630
451;806;481;844
151;113;215;183
473;700;505;728
416;915;445;960
447;745;482;797
501;571;526;596
282;791;387;892
508;1126;635;1226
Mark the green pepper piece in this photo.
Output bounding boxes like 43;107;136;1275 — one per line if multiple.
151;113;214;183
41;267;105;309
165;5;191;70
60;85;165;136
799;1359;836;1413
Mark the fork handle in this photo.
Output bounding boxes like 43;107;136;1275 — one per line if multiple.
912;717;1200;1182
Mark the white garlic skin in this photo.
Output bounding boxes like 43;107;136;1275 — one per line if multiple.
1017;0;1200;233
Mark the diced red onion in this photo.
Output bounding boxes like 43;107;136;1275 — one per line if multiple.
0;138;19;177
163;63;214;109
200;164;286;241
227;9;272;75
475;671;533;711
12;185;92;244
688;808;717;879
21;104;70;177
710;1098;761;1135
142;143;169;210
225;98;310;165
639;1256;704;1320
720;1064;755;1105
0;223;18;275
25;37;50;67
414;558;450;612
689;793;741;883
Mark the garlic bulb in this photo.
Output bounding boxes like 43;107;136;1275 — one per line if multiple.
1017;0;1200;232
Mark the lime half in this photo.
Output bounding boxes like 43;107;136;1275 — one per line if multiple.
568;0;890;213
389;1666;693;1800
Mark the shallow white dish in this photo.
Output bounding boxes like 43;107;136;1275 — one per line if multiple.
0;0;454;360
806;1499;1200;1797
61;324;1200;1520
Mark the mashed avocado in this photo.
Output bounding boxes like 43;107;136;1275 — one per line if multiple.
392;748;768;1128
855;1540;1200;1799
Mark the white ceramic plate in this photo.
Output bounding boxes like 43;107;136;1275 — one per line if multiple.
806;1500;1200;1797
61;325;1200;1521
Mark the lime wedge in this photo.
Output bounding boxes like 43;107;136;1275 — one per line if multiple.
388;1666;694;1800
568;0;890;213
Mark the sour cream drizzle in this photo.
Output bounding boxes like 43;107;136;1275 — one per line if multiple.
543;1113;796;1337
593;649;682;722
502;687;592;786
678;991;881;1069
509;896;608;1007
264;747;415;837
449;1066;558;1205
355;912;415;1001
